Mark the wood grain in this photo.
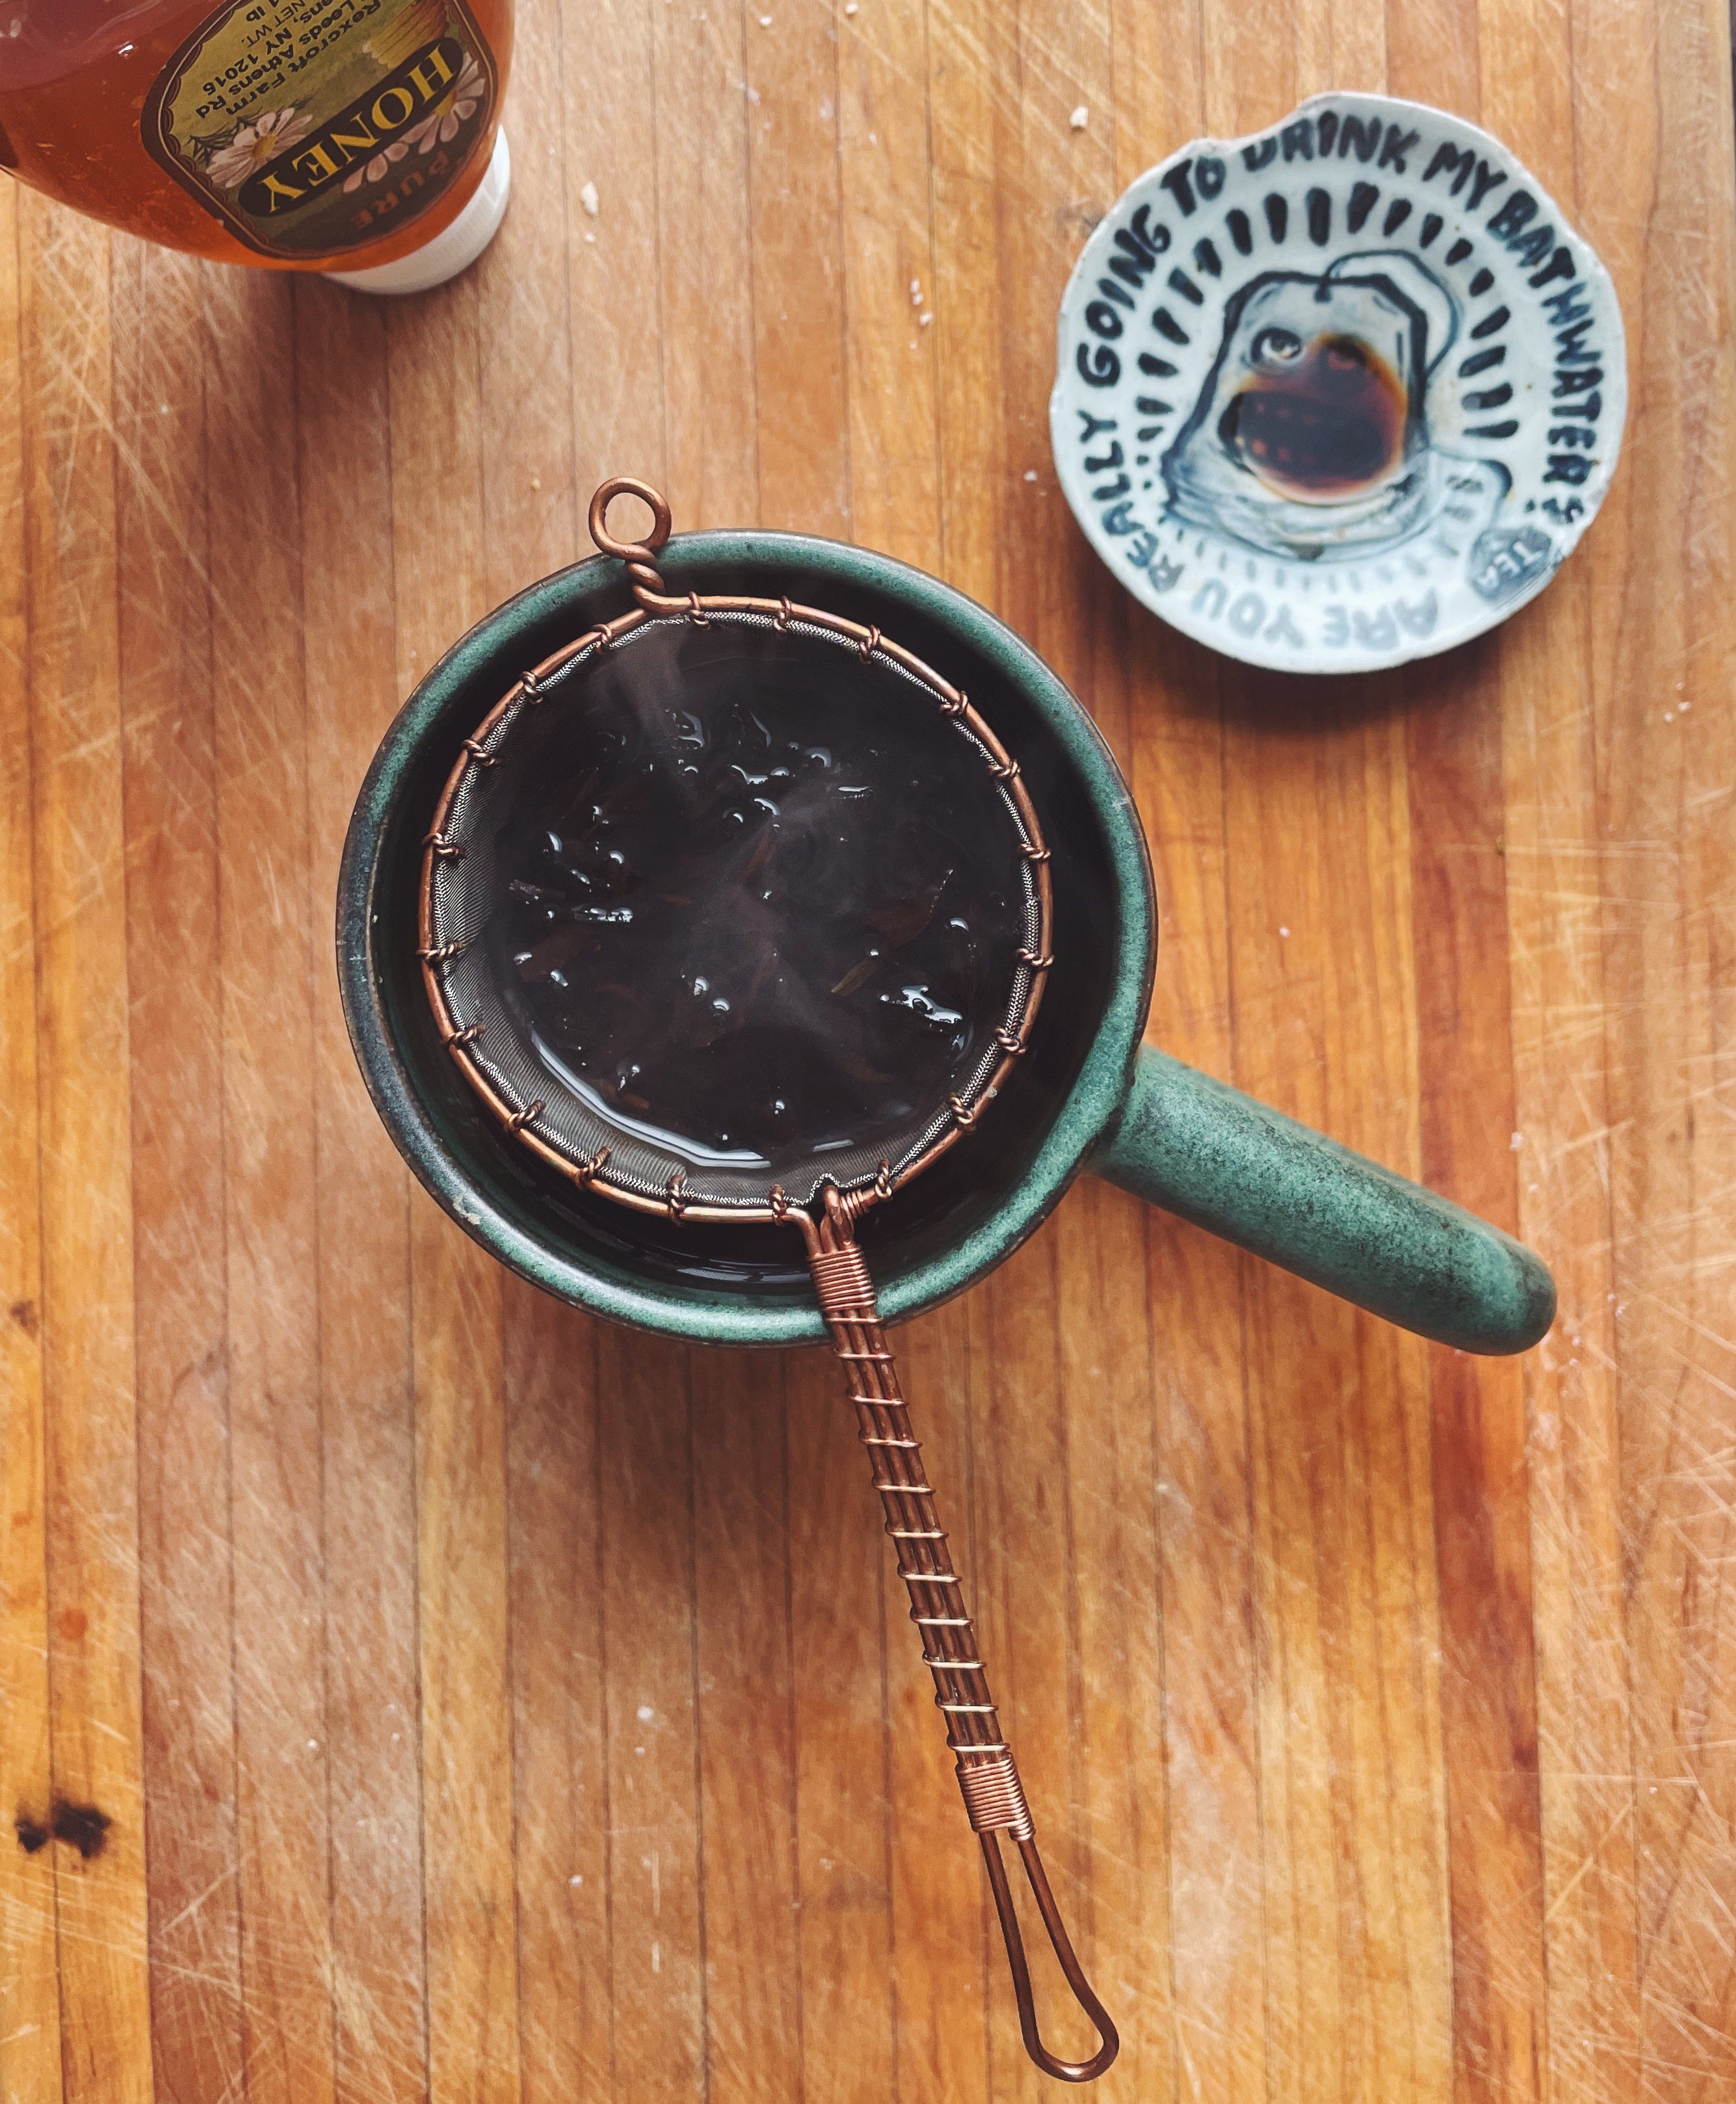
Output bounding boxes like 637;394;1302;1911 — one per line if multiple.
17;188;155;2104
298;277;428;2104
115;238;242;2104
0;170;63;2104
3;1;1733;2097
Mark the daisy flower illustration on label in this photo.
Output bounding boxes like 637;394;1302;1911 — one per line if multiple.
205;107;312;190
345;52;487;190
1051;94;1626;673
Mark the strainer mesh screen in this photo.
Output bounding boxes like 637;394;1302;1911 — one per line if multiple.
424;610;1045;1213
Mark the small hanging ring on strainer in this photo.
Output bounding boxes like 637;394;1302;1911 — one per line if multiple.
419;477;1119;2084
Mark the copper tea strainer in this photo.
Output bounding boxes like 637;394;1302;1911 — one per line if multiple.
418;478;1119;2083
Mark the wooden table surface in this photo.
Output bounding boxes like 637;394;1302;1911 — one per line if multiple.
3;3;1733;2099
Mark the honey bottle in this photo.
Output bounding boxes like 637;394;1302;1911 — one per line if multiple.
0;0;515;293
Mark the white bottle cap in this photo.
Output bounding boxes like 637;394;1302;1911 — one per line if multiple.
324;127;512;296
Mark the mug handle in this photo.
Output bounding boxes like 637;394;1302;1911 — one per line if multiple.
1090;1047;1555;1356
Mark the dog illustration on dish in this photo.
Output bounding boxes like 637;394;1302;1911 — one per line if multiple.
1162;252;1503;563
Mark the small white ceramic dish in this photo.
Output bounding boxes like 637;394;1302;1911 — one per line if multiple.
1051;94;1625;674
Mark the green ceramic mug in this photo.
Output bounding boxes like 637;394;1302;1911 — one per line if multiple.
338;527;1555;1356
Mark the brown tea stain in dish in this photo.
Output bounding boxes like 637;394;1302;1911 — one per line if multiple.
1221;333;1406;501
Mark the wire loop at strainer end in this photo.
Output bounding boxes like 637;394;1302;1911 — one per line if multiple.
589;478;679;609
589;476;672;562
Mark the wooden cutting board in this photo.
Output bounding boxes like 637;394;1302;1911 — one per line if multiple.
3;3;1732;2098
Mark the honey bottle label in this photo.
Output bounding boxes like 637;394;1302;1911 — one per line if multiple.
142;0;499;261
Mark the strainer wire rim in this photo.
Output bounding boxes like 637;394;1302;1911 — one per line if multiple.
419;589;1053;1227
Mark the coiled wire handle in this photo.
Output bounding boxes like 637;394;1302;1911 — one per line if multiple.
580;478;1115;2077
798;1189;1120;2084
